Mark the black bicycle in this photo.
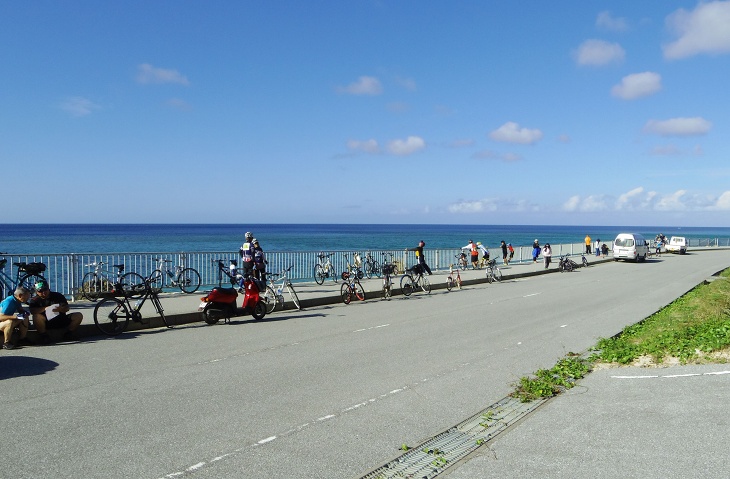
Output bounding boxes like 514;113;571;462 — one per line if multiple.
93;278;170;336
0;255;47;298
363;251;381;279
400;264;431;296
213;259;242;288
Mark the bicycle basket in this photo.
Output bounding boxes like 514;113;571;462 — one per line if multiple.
382;264;394;275
410;264;423;275
19;262;46;274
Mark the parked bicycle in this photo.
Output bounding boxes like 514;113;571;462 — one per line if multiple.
581;253;589;267
80;261;145;301
262;265;301;313
363;251;381;279
446;263;463;291
0;254;47;298
558;254;579;272
93;277;170;336
148;257;201;294
213;259;241;288
456;252;468;270
340;273;365;304
485;259;503;283
341;252;364;281
314;252;338;285
400;264;431;296
381;261;396;300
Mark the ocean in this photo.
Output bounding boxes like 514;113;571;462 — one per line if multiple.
2;224;729;254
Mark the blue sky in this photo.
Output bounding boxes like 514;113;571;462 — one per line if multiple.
2;1;730;226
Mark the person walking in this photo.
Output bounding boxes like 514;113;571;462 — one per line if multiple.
532;239;541;263
500;240;508;265
543;243;552;269
585;234;592;254
406;240;432;275
461;240;479;269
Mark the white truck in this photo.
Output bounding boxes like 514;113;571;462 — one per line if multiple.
666;236;688;254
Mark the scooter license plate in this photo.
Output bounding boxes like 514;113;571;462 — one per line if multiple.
198;302;207;311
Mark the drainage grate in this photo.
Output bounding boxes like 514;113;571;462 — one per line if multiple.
358;395;548;479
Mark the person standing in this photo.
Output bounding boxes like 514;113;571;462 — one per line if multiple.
543;243;552;269
406;240;432;275
500;240;508;265
239;231;255;278
585;234;592;254
29;280;83;344
477;242;489;266
252;238;267;283
532;239;541;263
461;240;479;269
507;243;514;264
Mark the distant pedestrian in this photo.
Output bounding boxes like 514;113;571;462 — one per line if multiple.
461;240;479;269
252;238;267;283
532;239;540;263
500;240;508;265
507;243;514;264
239;231;255;278
601;243;609;257
406;240;432;275
585;234;592;254
542;243;552;269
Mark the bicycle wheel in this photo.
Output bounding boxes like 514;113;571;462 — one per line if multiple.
314;264;325;285
582;256;589;267
148;270;164;293
446;276;454;292
179;268;201;293
94;297;130;336
263;286;278;313
150;293;171;328
382;278;392;300
420;276;431;294
20;274;47;295
330;265;338;283
456;276;462;289
492;268;503;282
252;301;267;320
121;272;147;299
340;283;352;304
400;275;414;296
353;281;365;301
286;283;301;310
80;272;104;301
486;268;494;284
371;261;381;278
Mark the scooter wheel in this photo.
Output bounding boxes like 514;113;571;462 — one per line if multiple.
202;307;221;325
251;301;266;320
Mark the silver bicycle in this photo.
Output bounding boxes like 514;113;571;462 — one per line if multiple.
147;257;201;294
263;265;301;313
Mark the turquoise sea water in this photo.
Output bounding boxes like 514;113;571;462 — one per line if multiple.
2;224;729;254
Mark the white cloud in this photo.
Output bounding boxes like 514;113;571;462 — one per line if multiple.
611;72;662;100
386;136;425;156
136;63;190;85
472;150;523;162
59;96;100;117
338;76;383;95
489;122;543;145
663;1;730;59
596;11;628;32
347;139;380;154
574;39;625;66
448;199;497;213
562;195;609;212
715;191;730;210
644;117;712;136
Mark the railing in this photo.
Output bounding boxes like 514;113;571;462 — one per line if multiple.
2;238;727;299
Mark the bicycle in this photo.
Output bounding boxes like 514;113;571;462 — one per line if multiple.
80;261;146;302
93;278;171;336
558;254;579;273
313;252;338;285
341;252;364;281
363;251;381;279
485;259;503;283
456;252;468;270
0;254;47;298
381;261;396;300
581;253;589;268
262;265;301;313
446;264;462;292
400;264;431;296
340;274;365;304
147;257;201;294
213;259;241;288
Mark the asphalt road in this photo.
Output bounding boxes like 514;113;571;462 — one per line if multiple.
2;250;729;479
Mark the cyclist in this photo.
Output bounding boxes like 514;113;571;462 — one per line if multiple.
29;280;83;344
406;240;432;275
239;231;255;278
461;240;479;269
252;238;267;283
0;286;31;349
477;242;490;265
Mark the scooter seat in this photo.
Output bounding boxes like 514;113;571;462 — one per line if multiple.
212;287;237;295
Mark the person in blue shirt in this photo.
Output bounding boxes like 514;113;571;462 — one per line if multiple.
0;286;31;350
239;231;255;278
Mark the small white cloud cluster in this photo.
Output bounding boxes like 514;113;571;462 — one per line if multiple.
564;187;730;212
643;117;712;136
59;96;100;117
574;39;625;66
596;11;629;32
337;76;383;96
663;1;730;59
488;122;543;145
347;136;425;156
136;63;189;85
611;72;662;100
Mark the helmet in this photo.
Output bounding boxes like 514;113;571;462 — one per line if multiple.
419;240;425;247
35;280;49;291
476;242;482;245
252;238;258;244
245;231;253;240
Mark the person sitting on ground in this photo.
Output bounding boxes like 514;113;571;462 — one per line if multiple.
0;286;31;350
29;280;83;344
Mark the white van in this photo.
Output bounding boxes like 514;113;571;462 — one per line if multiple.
666;236;688;254
613;233;650;262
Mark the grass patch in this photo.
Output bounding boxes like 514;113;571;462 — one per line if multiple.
512;267;730;402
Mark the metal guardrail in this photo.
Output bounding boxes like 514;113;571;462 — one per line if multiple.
1;238;727;299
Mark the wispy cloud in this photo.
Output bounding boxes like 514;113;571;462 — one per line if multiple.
489;122;543;145
136;63;190;85
611;72;662;100
386;136;425;156
59;96;100;117
337;76;383;95
347;139;380;154
664;1;730;59
574;39;625;66
472;150;523;162
644;117;712;136
596;11;629;32
564;186;730;213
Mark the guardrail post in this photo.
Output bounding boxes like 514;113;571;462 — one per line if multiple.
69;254;79;301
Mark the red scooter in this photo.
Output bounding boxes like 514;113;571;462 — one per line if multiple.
199;275;266;324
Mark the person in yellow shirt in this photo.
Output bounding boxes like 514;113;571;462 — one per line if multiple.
585;234;592;254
